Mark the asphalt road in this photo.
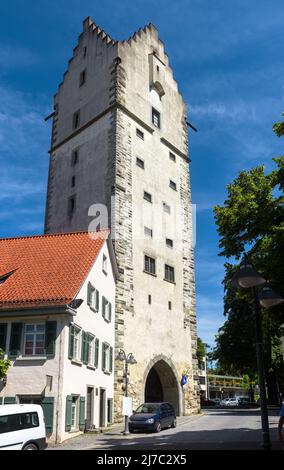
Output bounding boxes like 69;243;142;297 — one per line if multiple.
49;408;283;450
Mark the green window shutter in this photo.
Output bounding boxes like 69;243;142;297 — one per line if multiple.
94;338;99;368
79;396;86;430
45;321;57;357
102;343;106;371
107;399;113;423
4;397;16;404
81;331;88;364
109;303;112;322
41;397;54;434
96;289;100;312
9;323;23;357
65;395;72;431
68;325;75;360
0;323;7;352
87;282;92;306
109;347;113;373
102;296;106;319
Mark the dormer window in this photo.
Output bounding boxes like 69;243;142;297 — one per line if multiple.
0;271;15;285
102;254;108;275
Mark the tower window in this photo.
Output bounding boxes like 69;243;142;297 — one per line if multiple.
73;110;80;130
83;47;87;58
169;180;177;191
71;149;79;166
169;152;176;162
168;301;172;310
144;255;156;276
152;108;161;128
148;295;152;305
136;128;144;140
144;227;153;239
165;264;175;283
79;69;87;87
68;196;76;217
163;202;171;214
136;157;145;169
166;238;173;248
71;176;76;187
143;191;152;203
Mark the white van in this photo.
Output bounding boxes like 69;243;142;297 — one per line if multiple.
0;404;47;450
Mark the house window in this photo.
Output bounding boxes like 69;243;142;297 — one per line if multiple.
152;108;161;128
73;110;80;129
102;343;113;374
144;255;156;275
163;202;171;214
71;149;79;166
68;196;76;217
102;297;112;323
168;301;172;310
136;157;145;169
165;264;175;283
166;238;173;248
136;128;144;140
73;327;81;361
87;334;95;365
102;254;108;274
71;176;76;188
169;180;177;191
71;396;79;430
169;152;176;162
79;69;86;87
87;282;99;312
144;227;153;239
143;191;152;203
24;324;45;356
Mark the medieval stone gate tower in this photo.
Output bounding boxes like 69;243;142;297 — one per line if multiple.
45;17;199;418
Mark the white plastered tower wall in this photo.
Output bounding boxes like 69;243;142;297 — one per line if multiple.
45;17;199;419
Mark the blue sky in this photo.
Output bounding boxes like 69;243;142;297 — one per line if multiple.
0;1;283;349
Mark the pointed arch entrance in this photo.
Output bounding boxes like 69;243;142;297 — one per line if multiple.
143;357;182;416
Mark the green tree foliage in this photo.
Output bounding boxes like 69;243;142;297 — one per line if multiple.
0;349;11;380
212;114;284;404
273;112;284;137
197;337;206;368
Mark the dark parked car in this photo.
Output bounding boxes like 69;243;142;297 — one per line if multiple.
200;398;216;407
128;402;176;433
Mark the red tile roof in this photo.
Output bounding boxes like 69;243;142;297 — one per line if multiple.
0;231;108;310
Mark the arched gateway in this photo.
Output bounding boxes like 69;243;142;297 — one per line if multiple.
143;357;182;416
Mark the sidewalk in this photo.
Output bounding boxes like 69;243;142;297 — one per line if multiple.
48;413;204;450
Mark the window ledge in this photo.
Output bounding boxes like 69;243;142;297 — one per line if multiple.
103;370;112;376
15;356;47;361
143;270;157;277
89;307;99;314
87;364;97;371
102;269;108;276
163;278;176;285
71;359;83;366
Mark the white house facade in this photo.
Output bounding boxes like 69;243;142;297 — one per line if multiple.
0;231;118;443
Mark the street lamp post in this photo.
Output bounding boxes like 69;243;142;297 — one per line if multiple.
232;257;284;450
116;349;137;435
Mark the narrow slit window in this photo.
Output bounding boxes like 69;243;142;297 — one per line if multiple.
68;196;76;217
73;110;80;130
169;152;176;162
143;191;152;203
136;157;145;169
169;180;177;191
79;69;87;87
136;128;144;140
152;108;161;128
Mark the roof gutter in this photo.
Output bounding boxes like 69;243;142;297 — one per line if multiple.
0;304;77;318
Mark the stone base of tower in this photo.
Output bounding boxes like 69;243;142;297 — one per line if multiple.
113;354;200;422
